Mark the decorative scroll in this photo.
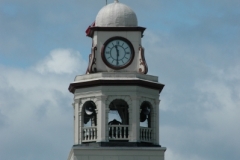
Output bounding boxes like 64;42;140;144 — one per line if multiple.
85;21;95;37
139;46;148;74
86;46;97;74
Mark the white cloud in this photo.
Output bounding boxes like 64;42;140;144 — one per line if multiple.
195;66;240;149
143;27;240;159
166;148;202;160
35;49;86;74
0;48;87;160
159;64;240;160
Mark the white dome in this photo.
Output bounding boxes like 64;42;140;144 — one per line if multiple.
95;0;138;27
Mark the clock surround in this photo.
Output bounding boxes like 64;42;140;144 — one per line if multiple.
101;36;135;70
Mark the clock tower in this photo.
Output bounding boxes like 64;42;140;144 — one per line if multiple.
67;0;166;160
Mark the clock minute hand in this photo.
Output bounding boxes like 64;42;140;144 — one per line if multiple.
115;45;119;65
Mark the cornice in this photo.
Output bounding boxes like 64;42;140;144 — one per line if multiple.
69;79;164;94
86;27;146;38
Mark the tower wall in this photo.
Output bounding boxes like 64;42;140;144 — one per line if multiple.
93;31;142;72
68;147;166;160
70;72;163;145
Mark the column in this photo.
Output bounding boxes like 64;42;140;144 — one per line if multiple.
105;105;110;142
129;96;140;142
154;99;160;145
73;99;81;145
96;95;107;142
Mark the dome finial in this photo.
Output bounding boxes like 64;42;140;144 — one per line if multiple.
114;0;119;3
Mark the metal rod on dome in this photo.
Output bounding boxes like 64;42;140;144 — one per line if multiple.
106;0;107;5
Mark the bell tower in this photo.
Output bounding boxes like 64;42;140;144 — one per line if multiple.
67;1;166;160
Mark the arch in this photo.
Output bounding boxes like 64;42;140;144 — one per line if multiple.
139;101;152;128
80;97;99;107
82;101;97;127
108;99;129;125
106;95;132;124
139;97;156;128
139;97;155;110
106;95;132;107
106;96;132;140
80;97;98;127
139;97;158;143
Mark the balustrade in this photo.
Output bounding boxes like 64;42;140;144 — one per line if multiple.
109;125;129;140
82;127;97;142
140;127;152;142
82;126;152;142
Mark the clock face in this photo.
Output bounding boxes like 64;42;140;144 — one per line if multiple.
102;37;134;69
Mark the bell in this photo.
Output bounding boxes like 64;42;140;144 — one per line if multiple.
85;102;96;115
141;105;150;115
140;104;151;122
85;105;95;115
140;114;147;122
84;116;91;124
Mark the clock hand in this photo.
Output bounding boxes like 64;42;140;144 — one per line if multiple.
115;45;119;65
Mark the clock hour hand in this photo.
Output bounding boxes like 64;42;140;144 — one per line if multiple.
115;45;119;65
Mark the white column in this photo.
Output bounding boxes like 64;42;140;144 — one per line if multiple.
105;105;110;142
96;95;107;142
73;99;81;145
72;102;76;144
129;96;140;142
79;100;84;144
154;99;160;145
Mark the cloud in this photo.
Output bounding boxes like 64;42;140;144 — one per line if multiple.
0;48;87;160
195;66;240;150
143;26;240;159
161;61;240;159
166;148;202;160
35;49;86;74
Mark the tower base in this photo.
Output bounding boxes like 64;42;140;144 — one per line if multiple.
67;145;166;160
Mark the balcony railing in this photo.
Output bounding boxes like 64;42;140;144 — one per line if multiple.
109;125;129;140
140;127;152;142
82;126;153;143
82;126;97;142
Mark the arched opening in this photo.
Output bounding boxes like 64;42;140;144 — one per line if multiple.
82;101;97;127
82;101;97;142
108;99;129;140
108;99;129;124
139;101;153;142
140;101;151;128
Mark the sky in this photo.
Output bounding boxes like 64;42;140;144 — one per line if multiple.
0;0;240;159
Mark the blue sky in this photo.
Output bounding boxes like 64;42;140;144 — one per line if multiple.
0;0;240;160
